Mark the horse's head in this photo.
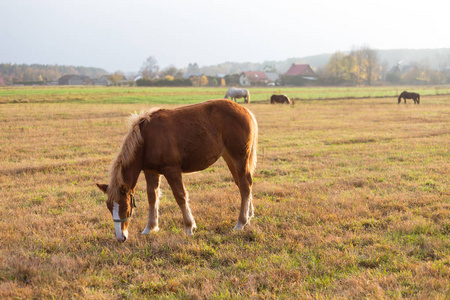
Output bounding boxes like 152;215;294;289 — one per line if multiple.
96;183;136;242
284;95;292;104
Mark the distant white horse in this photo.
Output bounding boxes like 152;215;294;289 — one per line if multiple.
224;88;250;103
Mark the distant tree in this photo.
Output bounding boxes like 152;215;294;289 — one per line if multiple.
220;78;226;86
189;76;200;87
161;66;176;77
165;75;174;81
360;46;379;86
224;74;240;86
200;75;208;86
207;77;218;86
109;70;125;86
325;46;381;86
140;56;160;79
341;54;358;84
187;63;200;75
325;52;346;84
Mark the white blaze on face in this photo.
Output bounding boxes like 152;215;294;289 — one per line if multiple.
113;202;126;242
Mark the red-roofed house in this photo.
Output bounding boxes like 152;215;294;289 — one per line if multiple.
284;64;316;77
282;63;317;86
239;71;269;86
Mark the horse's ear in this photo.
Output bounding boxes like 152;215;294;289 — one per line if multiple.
120;184;130;195
96;183;108;194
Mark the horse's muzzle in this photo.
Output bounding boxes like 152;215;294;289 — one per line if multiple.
117;235;127;242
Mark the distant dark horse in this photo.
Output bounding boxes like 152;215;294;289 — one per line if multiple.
398;91;420;104
270;94;292;104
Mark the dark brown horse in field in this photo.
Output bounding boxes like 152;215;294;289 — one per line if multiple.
270;94;292;104
97;99;258;242
398;91;420;104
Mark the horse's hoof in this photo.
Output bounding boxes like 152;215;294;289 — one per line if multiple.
142;226;159;235
233;222;245;231
184;227;195;236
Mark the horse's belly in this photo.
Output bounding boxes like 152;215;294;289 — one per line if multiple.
181;151;222;173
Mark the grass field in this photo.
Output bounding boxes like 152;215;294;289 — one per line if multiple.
0;87;449;298
1;85;450;104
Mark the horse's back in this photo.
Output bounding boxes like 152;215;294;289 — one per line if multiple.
140;100;256;172
227;87;248;97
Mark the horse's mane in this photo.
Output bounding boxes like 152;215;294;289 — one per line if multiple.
107;108;159;203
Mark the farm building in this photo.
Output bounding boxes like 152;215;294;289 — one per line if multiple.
239;71;281;86
92;75;108;86
58;75;85;85
282;63;317;85
284;63;316;78
265;72;280;85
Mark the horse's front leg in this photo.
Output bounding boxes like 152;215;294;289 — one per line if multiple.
163;167;197;236
142;170;161;234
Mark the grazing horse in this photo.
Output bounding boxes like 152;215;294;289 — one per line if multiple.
398;91;420;104
97;99;258;242
270;94;292;104
224;87;250;103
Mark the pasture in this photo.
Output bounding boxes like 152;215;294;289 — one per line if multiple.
0;86;449;298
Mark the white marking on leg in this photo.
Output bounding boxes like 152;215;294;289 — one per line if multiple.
113;202;125;241
142;189;160;235
248;195;254;220
234;194;251;231
181;201;196;236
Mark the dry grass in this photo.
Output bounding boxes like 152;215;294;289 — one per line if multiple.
1;93;449;299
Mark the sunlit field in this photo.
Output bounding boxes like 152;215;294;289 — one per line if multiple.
0;87;449;298
1;85;450;104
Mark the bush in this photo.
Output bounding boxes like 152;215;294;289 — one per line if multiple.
136;78;192;87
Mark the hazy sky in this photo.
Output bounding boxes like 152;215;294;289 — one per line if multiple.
1;0;448;72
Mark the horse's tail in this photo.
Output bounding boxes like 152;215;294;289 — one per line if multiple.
247;110;258;176
398;95;401;104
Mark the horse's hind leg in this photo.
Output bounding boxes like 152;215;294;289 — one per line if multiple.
223;152;239;186
223;151;254;228
231;159;254;230
142;170;161;234
163;167;196;236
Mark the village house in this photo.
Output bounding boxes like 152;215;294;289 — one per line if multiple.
282;63;317;85
58;75;86;85
239;71;274;86
284;63;316;78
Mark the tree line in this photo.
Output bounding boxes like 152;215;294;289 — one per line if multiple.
320;46;449;85
2;47;449;86
0;63;107;84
